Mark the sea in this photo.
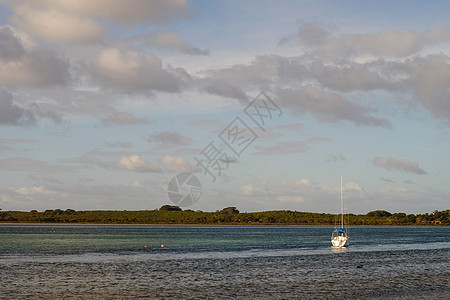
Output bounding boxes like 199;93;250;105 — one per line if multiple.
0;225;448;299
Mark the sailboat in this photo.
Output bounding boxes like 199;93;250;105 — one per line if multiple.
331;174;349;248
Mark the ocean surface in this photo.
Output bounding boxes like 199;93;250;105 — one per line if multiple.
0;225;448;299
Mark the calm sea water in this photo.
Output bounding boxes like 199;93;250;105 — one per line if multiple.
0;225;448;299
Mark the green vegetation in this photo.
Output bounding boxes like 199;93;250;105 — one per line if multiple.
0;207;448;225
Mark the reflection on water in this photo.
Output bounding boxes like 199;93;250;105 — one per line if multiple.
331;246;348;254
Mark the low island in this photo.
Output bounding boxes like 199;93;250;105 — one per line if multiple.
0;206;448;225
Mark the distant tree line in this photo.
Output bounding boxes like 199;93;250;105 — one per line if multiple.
0;207;448;225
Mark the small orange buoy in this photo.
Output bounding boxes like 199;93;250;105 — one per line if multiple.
161;244;165;248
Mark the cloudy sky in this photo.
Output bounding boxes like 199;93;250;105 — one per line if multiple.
1;0;450;214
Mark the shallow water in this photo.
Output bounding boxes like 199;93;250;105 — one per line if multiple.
0;225;448;299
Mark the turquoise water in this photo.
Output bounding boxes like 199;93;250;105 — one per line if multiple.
0;225;449;299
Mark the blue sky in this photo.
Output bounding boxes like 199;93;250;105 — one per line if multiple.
0;0;449;214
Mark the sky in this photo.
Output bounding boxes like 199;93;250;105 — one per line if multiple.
0;0;450;214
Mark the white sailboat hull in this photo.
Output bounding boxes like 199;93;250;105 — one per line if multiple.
331;174;349;248
331;235;348;248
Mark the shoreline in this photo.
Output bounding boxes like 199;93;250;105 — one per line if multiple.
1;222;448;227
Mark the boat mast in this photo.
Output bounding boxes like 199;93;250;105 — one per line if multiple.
340;173;343;229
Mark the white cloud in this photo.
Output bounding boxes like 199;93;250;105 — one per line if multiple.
281;22;450;58
5;0;192;43
159;154;197;173
0;89;63;126
0;26;69;87
199;54;286;101
406;54;450;120
0;25;25;61
11;4;104;43
277;86;392;127
202;80;248;101
15;185;62;196
88;48;180;92
0;89;35;126
150;31;207;55
344;181;363;192
373;156;427;175
199;25;450;125
42;0;191;26
116;155;162;173
307;59;400;92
